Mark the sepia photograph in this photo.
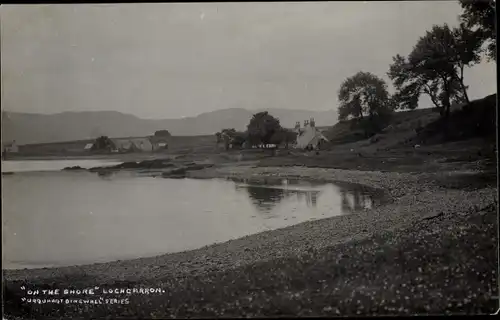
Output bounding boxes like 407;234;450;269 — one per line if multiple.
1;1;498;318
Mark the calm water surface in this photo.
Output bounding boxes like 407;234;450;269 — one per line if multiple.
2;162;381;269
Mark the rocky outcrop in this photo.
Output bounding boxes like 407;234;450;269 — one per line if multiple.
161;163;214;179
62;166;86;171
88;159;175;172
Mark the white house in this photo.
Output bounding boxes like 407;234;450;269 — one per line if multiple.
149;136;169;151
105;138;154;152
294;118;329;150
2;140;19;153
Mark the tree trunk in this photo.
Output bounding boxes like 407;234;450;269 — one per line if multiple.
442;94;451;120
443;82;452;139
443;91;451;118
441;77;452;118
458;65;470;104
457;79;470;104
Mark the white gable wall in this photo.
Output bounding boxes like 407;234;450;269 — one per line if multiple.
295;124;329;149
295;126;317;149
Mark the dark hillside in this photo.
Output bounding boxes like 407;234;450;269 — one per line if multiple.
324;94;496;152
325;108;439;147
414;94;496;145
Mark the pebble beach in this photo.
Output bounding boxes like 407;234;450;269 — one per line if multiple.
3;165;498;318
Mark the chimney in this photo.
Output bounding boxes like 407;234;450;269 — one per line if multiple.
304;120;309;127
310;118;315;127
295;121;301;130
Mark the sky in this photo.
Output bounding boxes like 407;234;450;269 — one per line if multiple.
1;2;496;119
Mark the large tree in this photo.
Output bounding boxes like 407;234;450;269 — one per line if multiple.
215;132;222;145
459;0;496;61
230;131;247;148
389;55;467;113
388;24;482;116
246;111;282;147
337;71;392;121
269;128;297;149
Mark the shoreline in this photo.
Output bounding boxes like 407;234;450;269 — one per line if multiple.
2;164;498;317
3;165;496;280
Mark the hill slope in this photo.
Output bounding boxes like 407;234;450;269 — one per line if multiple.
325;93;496;152
1;108;337;145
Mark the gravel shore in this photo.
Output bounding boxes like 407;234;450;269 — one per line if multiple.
3;165;498;318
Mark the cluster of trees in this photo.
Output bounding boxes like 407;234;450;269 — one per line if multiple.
337;0;495;135
215;111;297;151
91;136;115;151
154;130;171;137
215;128;246;150
247;112;296;148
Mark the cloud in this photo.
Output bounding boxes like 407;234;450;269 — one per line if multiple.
1;2;496;119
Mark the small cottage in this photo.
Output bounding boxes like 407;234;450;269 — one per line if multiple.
149;136;169;151
2;140;19;153
129;138;154;152
294;118;329;150
109;138;153;153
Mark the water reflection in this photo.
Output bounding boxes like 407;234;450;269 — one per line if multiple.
235;178;374;214
239;184;322;213
97;171;115;179
239;184;286;212
298;191;319;207
339;189;373;213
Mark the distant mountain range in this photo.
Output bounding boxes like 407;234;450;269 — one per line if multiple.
1;108;337;145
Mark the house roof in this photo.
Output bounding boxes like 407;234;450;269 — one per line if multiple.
295;126;329;148
110;139;133;149
150;136;169;143
2;142;18;151
315;131;329;141
110;138;153;151
130;138;153;149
